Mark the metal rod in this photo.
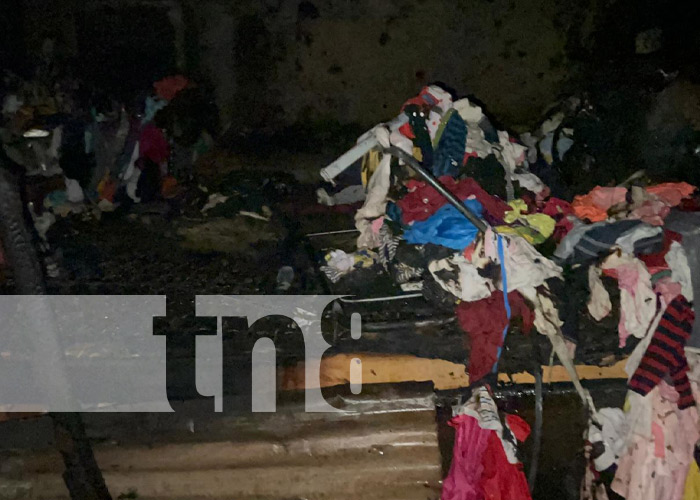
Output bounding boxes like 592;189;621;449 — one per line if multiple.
383;146;490;233
362;316;455;332
340;293;424;303
305;229;360;237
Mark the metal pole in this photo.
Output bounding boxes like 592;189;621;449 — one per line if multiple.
383;146;490;233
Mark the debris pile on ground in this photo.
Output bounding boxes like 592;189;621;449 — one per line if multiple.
1;70;216;233
318;83;700;500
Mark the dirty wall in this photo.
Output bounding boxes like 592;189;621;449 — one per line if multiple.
191;0;597;130
15;0;602;132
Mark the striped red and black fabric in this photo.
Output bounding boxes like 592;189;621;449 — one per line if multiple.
629;295;696;409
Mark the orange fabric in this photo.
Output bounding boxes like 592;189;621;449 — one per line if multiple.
161;175;180;199
646;182;696;206
98;177;117;202
571;186;627;222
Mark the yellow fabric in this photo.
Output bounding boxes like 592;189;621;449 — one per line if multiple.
361;149;382;187
354;249;378;268
684;460;700;500
503;199;556;239
412;146;423;163
503;199;529;223
495;225;545;245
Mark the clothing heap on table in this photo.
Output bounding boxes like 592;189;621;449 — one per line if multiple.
319;84;700;500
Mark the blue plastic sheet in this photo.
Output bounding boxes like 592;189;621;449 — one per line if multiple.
403;198;483;250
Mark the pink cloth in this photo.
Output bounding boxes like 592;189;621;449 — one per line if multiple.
602;255;657;347
654;278;682;306
628;200;671;226
647;182;696;207
612;382;698;500
442;413;532;500
442;415;491;500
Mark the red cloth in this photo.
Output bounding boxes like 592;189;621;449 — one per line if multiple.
456;291;534;383
154;75;189;101
397;176;510;224
541;197;573;218
505;414;531;443
480;431;532;500
139;123;170;164
553;217;575;242
638;230;683;269
464;151;479;164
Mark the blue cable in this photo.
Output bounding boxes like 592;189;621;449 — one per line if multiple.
492;234;511;373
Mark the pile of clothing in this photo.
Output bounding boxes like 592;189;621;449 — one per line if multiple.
1;72;214;231
320;84;700;500
578;206;700;499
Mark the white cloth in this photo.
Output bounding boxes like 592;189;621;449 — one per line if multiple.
355;127;391;249
519;284;563;337
601;253;657;346
513;172;547;194
589;407;629;471
454;98;493;158
325;250;355;272
428;254;495;302
423;85;453;112
453;98;484;125
666;241;693;301
497;131;527;174
519;132;539;164
615;225;663;255
316;185;365;206
65;178;84;203
588;265;612;321
484;229;562;292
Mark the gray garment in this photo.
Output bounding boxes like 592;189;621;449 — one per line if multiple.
91;113;129;190
663;210;700;347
